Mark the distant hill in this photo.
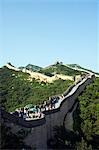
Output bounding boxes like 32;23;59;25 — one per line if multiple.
4;63;79;83
2;62;99;84
16;62;99;77
19;64;42;72
67;64;99;77
39;62;83;76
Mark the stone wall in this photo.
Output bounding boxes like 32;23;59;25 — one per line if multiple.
1;75;95;149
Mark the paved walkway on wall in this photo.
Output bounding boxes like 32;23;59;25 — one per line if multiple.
66;76;89;97
55;76;90;108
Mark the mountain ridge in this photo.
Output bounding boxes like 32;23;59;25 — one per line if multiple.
2;62;99;83
3;63;78;83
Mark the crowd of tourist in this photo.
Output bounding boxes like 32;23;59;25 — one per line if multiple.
13;107;43;120
12;95;64;120
12;74;90;120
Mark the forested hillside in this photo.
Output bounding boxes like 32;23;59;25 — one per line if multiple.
0;67;73;112
73;77;99;149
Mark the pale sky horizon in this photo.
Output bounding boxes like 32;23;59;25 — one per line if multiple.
0;0;99;72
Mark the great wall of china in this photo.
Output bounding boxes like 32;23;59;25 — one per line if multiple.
1;74;95;149
5;63;81;83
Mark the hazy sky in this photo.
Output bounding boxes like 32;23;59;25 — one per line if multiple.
0;0;98;72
